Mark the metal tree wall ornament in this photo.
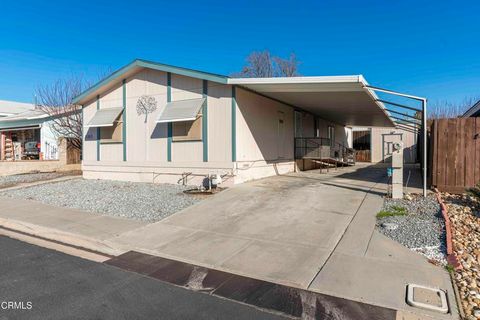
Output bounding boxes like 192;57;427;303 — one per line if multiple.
136;95;157;123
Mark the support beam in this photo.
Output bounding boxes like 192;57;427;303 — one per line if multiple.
377;99;422;113
385;108;418;120
365;85;425;101
390;116;421;126
422;98;427;197
395;125;419;134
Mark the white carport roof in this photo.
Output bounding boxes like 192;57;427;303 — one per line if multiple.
228;75;395;127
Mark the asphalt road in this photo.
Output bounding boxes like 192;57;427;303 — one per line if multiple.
0;236;289;320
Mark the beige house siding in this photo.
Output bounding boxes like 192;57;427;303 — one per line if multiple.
207;83;232;163
125;69;168;163
370;127;417;163
234;88;296;183
82;69;235;185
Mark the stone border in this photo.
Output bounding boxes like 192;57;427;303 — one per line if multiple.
0;175;81;192
434;188;466;319
434;188;461;270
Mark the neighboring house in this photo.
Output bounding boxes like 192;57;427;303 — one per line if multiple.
352;126;418;164
0;102;60;161
73;59;394;186
0;100;34;117
462;99;480;118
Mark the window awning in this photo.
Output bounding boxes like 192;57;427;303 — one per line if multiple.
156;98;205;123
86;107;123;128
0;125;41;132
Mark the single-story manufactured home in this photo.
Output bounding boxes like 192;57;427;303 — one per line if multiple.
73;59;396;186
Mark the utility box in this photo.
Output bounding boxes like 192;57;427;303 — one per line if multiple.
391;142;404;199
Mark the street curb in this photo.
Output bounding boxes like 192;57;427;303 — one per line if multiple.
0;217;125;257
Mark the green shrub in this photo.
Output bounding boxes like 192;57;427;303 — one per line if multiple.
376;205;407;218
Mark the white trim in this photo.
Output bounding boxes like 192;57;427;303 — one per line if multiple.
156;117;197;124
228;75;362;85
84;123;115;128
0;125;41;132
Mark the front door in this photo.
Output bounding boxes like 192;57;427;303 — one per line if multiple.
277;111;285;159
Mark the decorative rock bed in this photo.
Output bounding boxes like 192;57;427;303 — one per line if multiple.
441;193;480;319
376;194;447;265
0;179;204;223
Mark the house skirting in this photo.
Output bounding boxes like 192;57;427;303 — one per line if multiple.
233;160;295;184
82;159;295;186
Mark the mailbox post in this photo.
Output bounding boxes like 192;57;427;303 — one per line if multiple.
391;142;404;199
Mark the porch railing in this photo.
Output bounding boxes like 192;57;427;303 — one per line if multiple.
294;137;355;164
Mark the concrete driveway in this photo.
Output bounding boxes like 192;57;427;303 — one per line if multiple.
111;164;385;288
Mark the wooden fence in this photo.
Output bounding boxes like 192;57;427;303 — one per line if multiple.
430;118;480;193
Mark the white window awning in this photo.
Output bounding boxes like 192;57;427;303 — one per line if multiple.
86;107;123;128
156;98;205;123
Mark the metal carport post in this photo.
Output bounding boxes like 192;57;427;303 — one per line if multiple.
365;85;427;197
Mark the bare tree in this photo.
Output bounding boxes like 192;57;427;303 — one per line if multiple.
428;96;479;119
274;53;299;77
35;76;87;151
232;50;300;78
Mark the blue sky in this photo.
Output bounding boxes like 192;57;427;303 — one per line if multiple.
1;0;479;107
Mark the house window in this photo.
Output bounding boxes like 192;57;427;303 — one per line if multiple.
294;111;303;137
315;118;321;137
172;115;203;141
328;126;335;146
100;120;123;143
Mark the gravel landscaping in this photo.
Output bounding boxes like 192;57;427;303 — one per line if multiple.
442;192;480;319
0;171;78;189
376;193;447;265
0;179;203;222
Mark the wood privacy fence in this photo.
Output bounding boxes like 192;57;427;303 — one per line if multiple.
430;118;480;193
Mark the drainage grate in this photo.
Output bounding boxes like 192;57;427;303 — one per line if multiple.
406;284;449;314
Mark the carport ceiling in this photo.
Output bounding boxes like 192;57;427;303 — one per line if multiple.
228;76;395;127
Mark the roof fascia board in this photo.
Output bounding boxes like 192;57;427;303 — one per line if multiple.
228;75;362;85
73;59;229;105
136;59;228;84
0;118;51;129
